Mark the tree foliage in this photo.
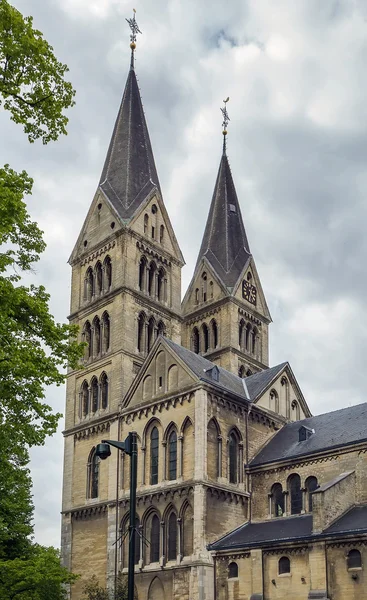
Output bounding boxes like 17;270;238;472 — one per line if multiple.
82;574;137;600
0;0;75;144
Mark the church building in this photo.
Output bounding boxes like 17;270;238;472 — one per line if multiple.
61;16;367;600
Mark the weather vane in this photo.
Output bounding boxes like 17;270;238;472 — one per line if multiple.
221;97;230;154
126;9;142;67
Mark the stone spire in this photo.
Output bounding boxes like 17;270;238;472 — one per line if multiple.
99;12;161;221
195;106;251;290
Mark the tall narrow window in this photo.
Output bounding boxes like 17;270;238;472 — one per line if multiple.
292;400;301;420
211;320;218;349
252;328;257;354
144;213;149;234
104;256;112;290
157;321;165;337
288;474;302;514
150;515;160;562
95;262;103;295
137;312;145;352
229;432;238;484
167;512;177;561
279;556;290;574
100;372;108;409
239;319;245;348
182;504;194;557
102;312;110;352
160;224;164;243
192;328;200;354
271;483;284;517
150;427;159;485
148;262;156;297
157;268;165;301
202;323;209;353
81;380;89;417
305;476;318;511
83;321;92;359
238;365;245;378
168;431;177;480
228;562;238;578
93;317;101;357
245;324;251;350
202;272;207;302
85;268;94;301
91;377;99;412
195;288;199;304
147;317;155;353
139;257;146;291
88;449;100;499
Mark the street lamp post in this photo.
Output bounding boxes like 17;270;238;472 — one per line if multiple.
95;431;138;600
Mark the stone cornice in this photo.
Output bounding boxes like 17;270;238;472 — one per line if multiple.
263;545;310;556
207;390;281;431
80;240;116;267
215;552;250;561
65;503;108;519
204;483;249;505
120;388;196;422
184;306;221;327
63;413;117;438
118;483;195;508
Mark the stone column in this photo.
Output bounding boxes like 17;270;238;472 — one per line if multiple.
177;517;182;564
178;435;183;478
308;542;329;599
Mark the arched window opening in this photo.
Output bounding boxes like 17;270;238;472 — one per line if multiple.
246;369;253;376
168;430;177;481
137;312;145;353
144;213;149;234
83;321;92;359
157;321;165;337
100;372;108;409
305;476;318;511
93;317;101;357
157;268;165;301
81;380;89;417
270;389;279;413
192;327;200;354
292;400;301;420
238;365;245;378
85;268;94;301
167;512;177;561
102;312;110;352
247;272;252;282
150;515;160;562
347;549;362;570
229;431;239;484
288;474;302;515
279;556;290;575
271;483;284;517
88;449;100;499
95;262;103;295
210;281;214;299
202;323;209;353
91;377;99;412
202;272;207;302
245;323;251;350
148;262;156;297
139;257;146;291
252;327;257;354
239;319;245;348
150;427;159;485
160;224;164;243
211;320;218;349
228;562;238;578
147;317;155;353
182;504;194;557
195;288;199;304
104;256;112;291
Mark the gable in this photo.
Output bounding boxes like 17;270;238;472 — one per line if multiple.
182;258;228;314
254;365;310;421
69;190;123;264
128;192;184;265
232;258;271;322
122;339;197;409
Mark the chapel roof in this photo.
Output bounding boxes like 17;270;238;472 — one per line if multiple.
250;402;367;467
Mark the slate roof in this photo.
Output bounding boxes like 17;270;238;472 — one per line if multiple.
99;65;161;221
195;153;252;289
245;363;287;401
251;402;367;466
209;514;313;550
325;505;367;535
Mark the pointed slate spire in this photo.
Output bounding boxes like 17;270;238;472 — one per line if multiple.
99;12;161;221
196;105;251;289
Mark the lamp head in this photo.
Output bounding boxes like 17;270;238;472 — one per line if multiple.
95;442;111;460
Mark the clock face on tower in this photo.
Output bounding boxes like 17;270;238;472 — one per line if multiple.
242;280;257;305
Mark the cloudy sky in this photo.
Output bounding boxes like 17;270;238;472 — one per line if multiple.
3;0;367;547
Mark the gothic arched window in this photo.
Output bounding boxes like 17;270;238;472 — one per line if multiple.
95;261;103;295
87;448;100;499
168;430;177;481
91;376;99;412
182;504;193;557
139;257;147;291
81;380;89;417
93;316;101;357
305;476;318;511
271;483;284;517
150;427;159;485
211;320;218;349
160;224;164;243
246;369;253;376
288;473;302;514
83;321;92;359
192;327;200;354
202;323;209;353
104;256;112;291
228;562;238;578
144;213;148;234
279;556;290;574
252;327;257;354
239;319;245;348
270;389;279;413
238;365;245;378
85;267;94;301
137;312;145;353
245;323;251;350
100;372;108;409
157;268;165;301
148;262;156;297
150;514;160;562
292;400;301;420
229;431;239;484
102;312;110;352
157;320;165;337
167;512;177;561
147;317;155;353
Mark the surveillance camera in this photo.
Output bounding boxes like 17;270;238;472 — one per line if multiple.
95;442;111;460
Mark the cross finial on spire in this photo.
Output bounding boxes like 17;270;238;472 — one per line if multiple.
126;9;142;69
220;97;230;155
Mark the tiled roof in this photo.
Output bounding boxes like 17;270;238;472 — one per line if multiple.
251;403;367;466
208;514;313;550
99;66;161;221
195;153;252;290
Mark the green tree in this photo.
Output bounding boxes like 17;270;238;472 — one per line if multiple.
0;0;75;143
